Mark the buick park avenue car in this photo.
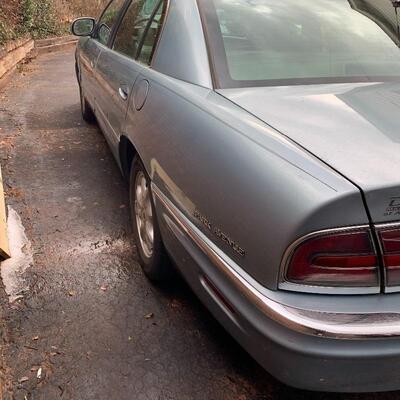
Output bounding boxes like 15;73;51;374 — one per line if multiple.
72;0;400;392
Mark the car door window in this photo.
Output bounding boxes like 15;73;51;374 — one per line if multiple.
137;1;167;65
113;0;166;63
96;0;127;46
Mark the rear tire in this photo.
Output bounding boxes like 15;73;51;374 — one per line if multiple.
130;157;172;281
79;85;96;124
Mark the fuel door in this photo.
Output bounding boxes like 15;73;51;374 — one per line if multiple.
132;78;150;111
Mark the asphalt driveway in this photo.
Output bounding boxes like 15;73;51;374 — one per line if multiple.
0;49;399;400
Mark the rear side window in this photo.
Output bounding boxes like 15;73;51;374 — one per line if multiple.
137;1;167;65
113;0;167;65
96;0;127;46
199;0;400;88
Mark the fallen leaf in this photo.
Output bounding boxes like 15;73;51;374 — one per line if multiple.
144;313;154;320
24;345;38;351
170;299;182;309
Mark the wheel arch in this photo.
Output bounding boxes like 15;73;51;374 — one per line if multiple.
120;135;148;182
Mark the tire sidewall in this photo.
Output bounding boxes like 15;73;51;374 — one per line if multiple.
130;157;166;279
79;84;95;123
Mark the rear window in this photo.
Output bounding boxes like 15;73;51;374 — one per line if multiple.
199;0;400;87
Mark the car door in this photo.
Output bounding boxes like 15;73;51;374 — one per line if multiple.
90;0;129;120
80;0;128;108
79;39;102;107
95;0;164;159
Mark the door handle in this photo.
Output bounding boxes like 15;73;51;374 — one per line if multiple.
118;87;129;101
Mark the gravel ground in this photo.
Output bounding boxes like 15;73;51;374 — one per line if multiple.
0;50;399;400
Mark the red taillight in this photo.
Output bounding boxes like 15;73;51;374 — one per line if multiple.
379;229;400;287
285;230;379;287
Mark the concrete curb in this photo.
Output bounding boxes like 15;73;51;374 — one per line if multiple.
35;35;77;47
36;40;78;55
35;35;78;55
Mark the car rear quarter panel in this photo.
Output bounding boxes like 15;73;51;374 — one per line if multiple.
124;68;369;290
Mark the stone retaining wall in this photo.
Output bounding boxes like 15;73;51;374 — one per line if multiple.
0;37;35;81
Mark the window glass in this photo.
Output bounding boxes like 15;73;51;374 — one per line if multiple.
200;0;400;87
96;0;127;46
113;0;164;62
137;1;167;65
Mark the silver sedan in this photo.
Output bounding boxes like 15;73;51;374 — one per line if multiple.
72;0;400;392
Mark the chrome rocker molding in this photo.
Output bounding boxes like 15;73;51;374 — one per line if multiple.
152;184;400;340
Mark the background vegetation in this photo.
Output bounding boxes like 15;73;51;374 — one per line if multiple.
0;0;109;46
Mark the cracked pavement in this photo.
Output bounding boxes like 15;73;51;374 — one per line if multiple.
0;50;399;400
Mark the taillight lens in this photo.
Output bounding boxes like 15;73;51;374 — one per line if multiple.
285;230;379;287
379;229;400;287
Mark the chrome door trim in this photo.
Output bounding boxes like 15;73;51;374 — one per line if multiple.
152;184;400;339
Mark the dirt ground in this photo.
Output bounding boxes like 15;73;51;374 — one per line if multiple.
0;49;400;400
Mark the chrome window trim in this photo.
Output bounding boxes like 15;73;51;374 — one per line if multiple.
149;0;170;68
152;184;400;339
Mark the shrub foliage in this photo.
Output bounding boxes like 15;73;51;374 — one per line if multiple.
20;0;62;39
0;0;107;46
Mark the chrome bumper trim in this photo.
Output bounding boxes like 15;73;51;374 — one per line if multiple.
152;184;400;339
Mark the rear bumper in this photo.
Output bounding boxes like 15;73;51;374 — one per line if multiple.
153;184;400;392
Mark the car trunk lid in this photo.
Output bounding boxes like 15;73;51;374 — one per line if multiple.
218;82;400;223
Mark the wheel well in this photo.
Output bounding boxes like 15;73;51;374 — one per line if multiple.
75;61;80;84
119;136;137;181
